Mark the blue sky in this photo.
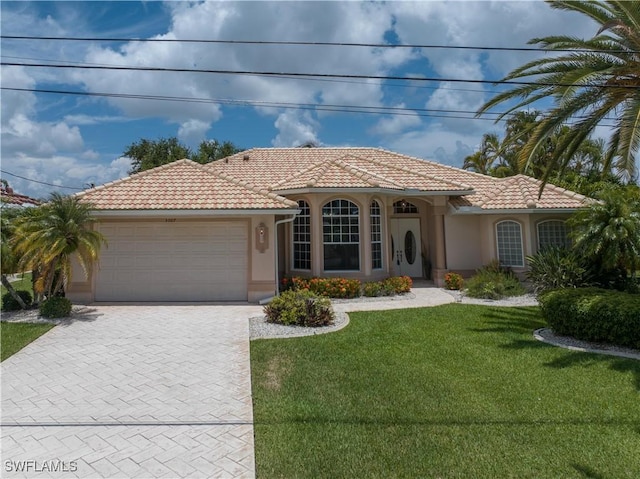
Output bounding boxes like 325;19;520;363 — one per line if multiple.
0;1;616;198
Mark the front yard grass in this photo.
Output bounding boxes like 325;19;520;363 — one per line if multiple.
1;322;54;361
0;272;33;297
251;304;640;478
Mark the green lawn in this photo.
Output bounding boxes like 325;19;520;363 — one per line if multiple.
1;322;54;361
1;272;33;296
251;304;640;478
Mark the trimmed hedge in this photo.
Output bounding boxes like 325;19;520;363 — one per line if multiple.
2;290;33;311
40;297;72;319
539;287;640;349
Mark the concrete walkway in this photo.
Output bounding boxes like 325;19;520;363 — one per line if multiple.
1;304;262;478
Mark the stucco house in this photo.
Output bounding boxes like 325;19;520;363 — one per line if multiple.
68;147;592;303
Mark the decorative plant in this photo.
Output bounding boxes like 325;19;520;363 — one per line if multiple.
444;272;464;290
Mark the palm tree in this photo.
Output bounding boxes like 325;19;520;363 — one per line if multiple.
463;133;501;174
477;0;640;186
569;186;640;284
1;207;27;309
13;193;106;298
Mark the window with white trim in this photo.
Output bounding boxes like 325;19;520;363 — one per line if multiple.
496;220;524;267
370;200;383;270
322;199;360;271
292;200;311;270
537;220;570;250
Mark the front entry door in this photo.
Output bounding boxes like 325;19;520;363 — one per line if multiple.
390;218;422;277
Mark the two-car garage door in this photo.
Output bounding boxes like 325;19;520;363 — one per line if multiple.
95;221;248;302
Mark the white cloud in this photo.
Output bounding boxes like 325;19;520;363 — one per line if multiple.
272;111;319;147
370;104;421;136
383;126;480;168
177;119;211;147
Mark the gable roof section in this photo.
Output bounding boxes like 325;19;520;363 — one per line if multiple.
75;159;297;211
209;148;474;194
449;174;593;211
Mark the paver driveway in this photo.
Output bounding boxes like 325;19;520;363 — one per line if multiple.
1;304;262;478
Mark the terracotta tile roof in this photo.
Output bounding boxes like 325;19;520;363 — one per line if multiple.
208;147;589;210
209;148;474;193
0;186;41;207
76;148;591;212
448;174;594;210
75;160;297;210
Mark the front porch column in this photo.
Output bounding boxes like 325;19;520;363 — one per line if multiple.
433;205;447;287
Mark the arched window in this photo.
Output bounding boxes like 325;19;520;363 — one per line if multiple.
496;220;524;267
322;199;360;271
537;220;570;250
393;199;418;214
292;200;311;270
370;200;383;270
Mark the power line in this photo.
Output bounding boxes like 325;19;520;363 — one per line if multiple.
2;35;638;54
0;54;497;95
0;170;84;190
1;86;503;119
1;86;621;127
3;61;637;89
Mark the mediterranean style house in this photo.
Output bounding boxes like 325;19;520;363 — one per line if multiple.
67;147;591;303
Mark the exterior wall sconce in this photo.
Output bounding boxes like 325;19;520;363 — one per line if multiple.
255;223;269;253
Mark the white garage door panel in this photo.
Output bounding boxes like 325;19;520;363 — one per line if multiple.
96;222;248;301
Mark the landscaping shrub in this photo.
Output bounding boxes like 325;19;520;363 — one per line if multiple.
383;276;412;294
282;277;361;298
444;272;464;290
363;281;384;297
39;297;72;319
264;290;335;327
1;290;33;312
465;262;525;299
539;287;640;349
526;247;591;295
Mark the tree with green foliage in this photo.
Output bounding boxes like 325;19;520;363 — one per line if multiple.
13;193;106;299
462;133;500;174
477;0;639;186
1;206;27;309
568;186;640;288
125;137;242;174
464;110;627;197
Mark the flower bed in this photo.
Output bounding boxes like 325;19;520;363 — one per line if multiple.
282;276;412;299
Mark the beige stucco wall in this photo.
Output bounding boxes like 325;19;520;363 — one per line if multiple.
443;212;573;278
444;214;483;272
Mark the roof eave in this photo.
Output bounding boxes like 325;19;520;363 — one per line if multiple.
450;206;584;215
272;187;474;196
92;208;301;217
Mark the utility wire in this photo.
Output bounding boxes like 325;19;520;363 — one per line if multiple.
0;170;84;190
1;87;622;127
3;62;637;89
2;35;638;54
0;54;497;95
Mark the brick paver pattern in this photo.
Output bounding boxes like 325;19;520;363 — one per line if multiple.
1;305;261;478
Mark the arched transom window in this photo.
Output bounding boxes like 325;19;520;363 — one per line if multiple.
393;199;418;214
292;200;311;270
322;199;360;271
537;220;570;250
496;220;524;267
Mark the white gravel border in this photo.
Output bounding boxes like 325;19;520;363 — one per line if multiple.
250;311;350;340
534;328;640;360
